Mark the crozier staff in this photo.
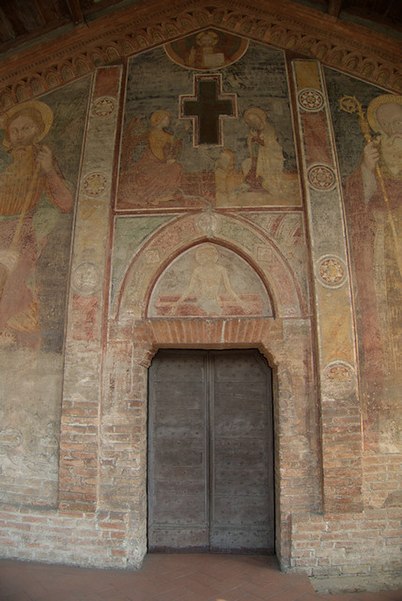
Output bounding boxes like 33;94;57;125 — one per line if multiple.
342;93;402;378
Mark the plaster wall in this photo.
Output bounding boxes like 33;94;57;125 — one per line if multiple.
0;10;401;591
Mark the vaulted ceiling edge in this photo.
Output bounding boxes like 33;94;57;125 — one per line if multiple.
0;0;401;109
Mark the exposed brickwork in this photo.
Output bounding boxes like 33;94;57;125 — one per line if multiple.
363;455;402;509
0;507;141;568
293;60;364;514
59;66;122;513
290;509;402;586
102;312;321;568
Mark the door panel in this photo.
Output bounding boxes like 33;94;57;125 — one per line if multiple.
211;350;274;552
148;351;209;550
148;349;274;553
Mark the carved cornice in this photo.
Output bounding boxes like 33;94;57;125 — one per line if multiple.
0;0;401;109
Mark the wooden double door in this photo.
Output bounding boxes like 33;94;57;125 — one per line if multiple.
148;349;275;553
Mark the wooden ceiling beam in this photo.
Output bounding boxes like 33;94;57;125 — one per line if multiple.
384;0;395;17
328;0;343;18
66;0;85;24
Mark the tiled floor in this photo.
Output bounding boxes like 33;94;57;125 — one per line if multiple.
0;554;401;601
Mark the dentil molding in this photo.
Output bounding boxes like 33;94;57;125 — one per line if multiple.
0;0;401;109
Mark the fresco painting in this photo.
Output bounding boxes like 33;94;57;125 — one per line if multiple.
165;30;249;70
117;32;301;211
0;100;73;350
148;243;273;318
326;71;401;452
0;78;90;504
111;215;174;308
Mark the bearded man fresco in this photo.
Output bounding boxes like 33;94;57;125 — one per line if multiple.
0;100;73;349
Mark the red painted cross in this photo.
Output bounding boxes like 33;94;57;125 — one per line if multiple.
180;74;237;146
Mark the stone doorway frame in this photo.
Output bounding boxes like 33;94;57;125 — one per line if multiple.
101;314;320;568
96;211;321;568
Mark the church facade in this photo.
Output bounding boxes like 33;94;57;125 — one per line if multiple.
0;0;401;591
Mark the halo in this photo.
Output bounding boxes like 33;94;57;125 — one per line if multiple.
150;109;170;127
243;107;267;126
1;100;54;149
196;30;219;44
367;94;402;132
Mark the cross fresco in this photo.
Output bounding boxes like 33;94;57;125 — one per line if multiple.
116;30;301;210
180;74;237;145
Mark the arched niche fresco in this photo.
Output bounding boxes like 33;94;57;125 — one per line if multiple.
112;211;306;325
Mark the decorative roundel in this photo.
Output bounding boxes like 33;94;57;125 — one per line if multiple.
298;88;325;112
82;172;108;197
316;255;347;288
307;164;336;191
72;262;100;296
92;96;116;118
195;211;219;236
324;361;354;382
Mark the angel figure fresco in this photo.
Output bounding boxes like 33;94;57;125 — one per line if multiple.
0;100;73;349
118;109;185;207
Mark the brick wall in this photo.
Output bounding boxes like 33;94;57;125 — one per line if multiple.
0;507;142;568
290;508;402;589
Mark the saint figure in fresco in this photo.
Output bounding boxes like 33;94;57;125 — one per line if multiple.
0;100;73;349
186;30;227;69
164;29;249;72
242;107;284;193
241;106;299;202
343;94;401;380
170;244;246;316
214;148;244;206
118;110;184;207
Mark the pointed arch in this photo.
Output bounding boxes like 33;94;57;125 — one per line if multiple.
113;211;307;324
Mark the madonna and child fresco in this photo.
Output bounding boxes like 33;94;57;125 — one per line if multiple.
117;30;301;210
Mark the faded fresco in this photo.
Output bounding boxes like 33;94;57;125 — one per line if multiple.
0;77;90;504
326;70;402;453
165;30;249;70
117;31;301;211
148;243;273;318
111;215;174;307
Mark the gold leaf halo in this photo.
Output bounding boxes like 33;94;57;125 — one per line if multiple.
0;100;54;149
367;93;402;132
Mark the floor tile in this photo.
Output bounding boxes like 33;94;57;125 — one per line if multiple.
0;554;401;601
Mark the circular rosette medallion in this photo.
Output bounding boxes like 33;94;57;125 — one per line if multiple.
298;88;324;112
316;255;347;288
324;360;354;383
92;96;116;118
307;164;336;191
82;172;108;197
72;262;100;296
